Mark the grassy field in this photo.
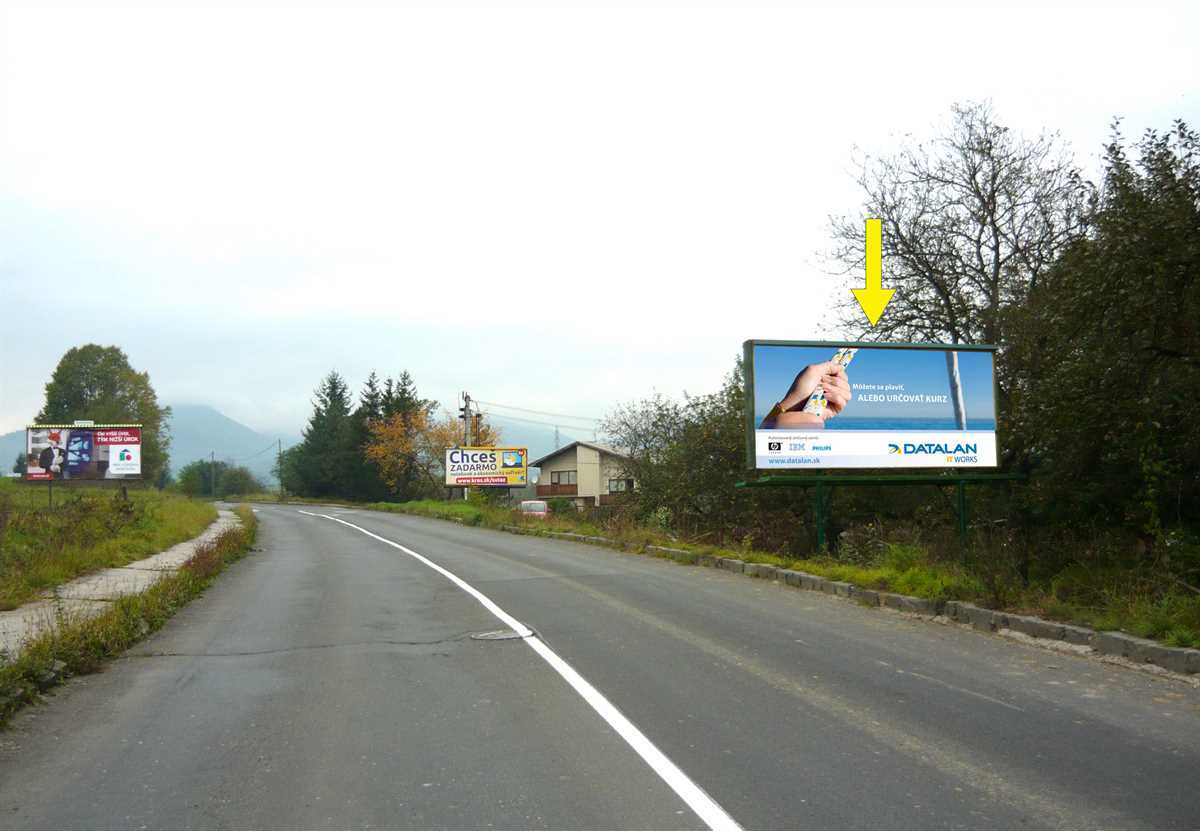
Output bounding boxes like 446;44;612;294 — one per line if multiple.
369;498;1200;649
0;505;257;724
0;479;217;610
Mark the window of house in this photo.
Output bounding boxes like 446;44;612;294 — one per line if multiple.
551;470;577;485
608;478;634;493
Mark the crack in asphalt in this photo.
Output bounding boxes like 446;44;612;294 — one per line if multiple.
121;632;494;658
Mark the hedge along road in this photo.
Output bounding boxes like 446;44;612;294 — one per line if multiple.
0;508;1197;830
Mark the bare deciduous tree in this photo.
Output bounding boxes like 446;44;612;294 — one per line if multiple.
829;101;1093;344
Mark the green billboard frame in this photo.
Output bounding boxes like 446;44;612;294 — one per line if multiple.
742;338;1000;472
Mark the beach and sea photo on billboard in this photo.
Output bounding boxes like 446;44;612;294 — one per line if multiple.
746;341;998;469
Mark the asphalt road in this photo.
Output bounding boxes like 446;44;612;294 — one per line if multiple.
2;506;1199;830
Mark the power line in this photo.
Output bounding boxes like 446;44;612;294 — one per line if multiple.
223;441;278;462
218;440;297;464
477;410;595;431
474;400;601;424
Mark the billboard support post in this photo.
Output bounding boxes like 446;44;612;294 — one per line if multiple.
814;482;830;552
955;480;968;556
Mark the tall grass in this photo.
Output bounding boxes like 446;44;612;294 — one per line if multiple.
0;479;217;609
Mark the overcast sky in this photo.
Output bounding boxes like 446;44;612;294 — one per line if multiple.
2;0;1197;437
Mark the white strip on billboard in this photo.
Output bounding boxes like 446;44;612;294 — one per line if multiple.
745;341;998;470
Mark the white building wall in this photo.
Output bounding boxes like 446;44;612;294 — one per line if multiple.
576;445;601;498
537;453;577;482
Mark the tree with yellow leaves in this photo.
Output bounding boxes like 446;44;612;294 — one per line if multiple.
365;408;501;499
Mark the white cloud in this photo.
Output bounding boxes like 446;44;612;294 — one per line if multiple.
2;0;1197;434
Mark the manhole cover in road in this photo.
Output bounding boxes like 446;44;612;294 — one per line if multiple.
470;629;525;641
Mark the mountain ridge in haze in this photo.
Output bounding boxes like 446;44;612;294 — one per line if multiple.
168;403;300;484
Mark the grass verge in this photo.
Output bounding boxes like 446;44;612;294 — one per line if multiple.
0;479;217;610
366;499;982;598
0;505;257;726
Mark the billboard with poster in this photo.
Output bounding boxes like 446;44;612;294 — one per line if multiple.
444;447;528;487
744;341;998;470
24;424;143;481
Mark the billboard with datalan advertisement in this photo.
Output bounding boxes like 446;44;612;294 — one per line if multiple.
744;341;998;470
25;424;143;481
444;447;528;487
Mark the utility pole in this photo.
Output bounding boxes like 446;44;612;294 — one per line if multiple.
211;451;217;500
458;392;472;501
277;439;284;500
459;392;473;446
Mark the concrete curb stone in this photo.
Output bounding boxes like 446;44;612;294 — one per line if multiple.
745;564;778;580
718;558;745;574
852;587;880;606
1186;650;1200;674
778;569;802;587
1059;624;1096;646
878;592;941;616
963;604;996;631
1091;631;1193;674
1006;614;1066;641
646;545;689;557
801;574;828;592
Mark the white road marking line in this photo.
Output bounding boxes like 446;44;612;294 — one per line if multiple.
310;511;743;831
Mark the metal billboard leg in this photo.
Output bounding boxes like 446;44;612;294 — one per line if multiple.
956;480;968;563
814;482;831;554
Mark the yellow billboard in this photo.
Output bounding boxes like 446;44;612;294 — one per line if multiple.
444;447;528;487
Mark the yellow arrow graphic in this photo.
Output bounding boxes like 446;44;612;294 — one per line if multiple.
851;217;895;327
